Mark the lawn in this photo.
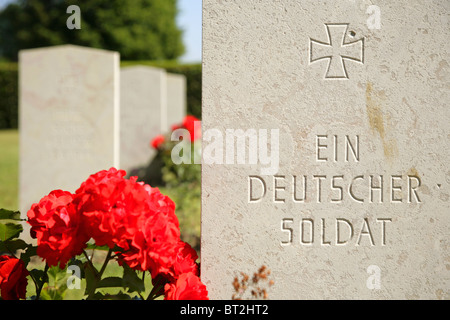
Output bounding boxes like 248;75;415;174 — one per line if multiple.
0;129;18;211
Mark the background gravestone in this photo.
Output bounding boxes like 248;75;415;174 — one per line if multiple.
166;73;187;130
19;45;120;226
202;0;449;299
120;66;167;174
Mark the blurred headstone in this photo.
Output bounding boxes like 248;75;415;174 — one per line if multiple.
19;45;120;234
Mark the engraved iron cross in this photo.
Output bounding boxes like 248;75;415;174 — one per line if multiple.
309;23;364;79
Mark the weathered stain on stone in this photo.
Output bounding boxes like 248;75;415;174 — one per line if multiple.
366;82;385;139
366;82;398;160
436;60;449;81
407;167;419;177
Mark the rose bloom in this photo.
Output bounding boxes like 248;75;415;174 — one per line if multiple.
119;187;182;277
164;272;209;300
75;168;152;250
27;190;89;268
172;115;201;142
76;168;183;279
0;256;29;300
121;211;180;274
170;241;199;279
151;135;165;149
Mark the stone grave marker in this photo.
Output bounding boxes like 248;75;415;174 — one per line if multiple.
120;66;167;174
202;0;449;299
19;45;120;228
166;73;187;130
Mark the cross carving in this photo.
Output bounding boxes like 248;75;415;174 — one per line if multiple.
309;23;364;79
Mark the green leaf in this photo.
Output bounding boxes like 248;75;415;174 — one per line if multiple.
39;287;65;301
69;258;86;278
83;262;97;297
85;243;124;253
47;265;66;282
0;238;28;253
90;292;133;300
20;245;37;266
0;209;22;221
85;243;110;251
122;264;145;294
29;268;49;293
97;277;123;289
0;222;23;241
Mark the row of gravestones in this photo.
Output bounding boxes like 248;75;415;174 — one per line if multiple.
19;45;186;222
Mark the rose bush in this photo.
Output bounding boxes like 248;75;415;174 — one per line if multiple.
164;272;209;300
0;256;29;300
147;115;202;250
0;167;208;300
151;114;201;150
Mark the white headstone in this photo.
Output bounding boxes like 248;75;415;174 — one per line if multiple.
166;73;187;129
120;67;187;174
120;66;167;174
19;45;120;221
202;0;449;299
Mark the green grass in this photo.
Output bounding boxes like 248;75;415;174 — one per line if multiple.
0;129;18;211
26;252;155;300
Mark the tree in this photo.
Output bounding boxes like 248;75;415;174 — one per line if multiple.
0;0;185;61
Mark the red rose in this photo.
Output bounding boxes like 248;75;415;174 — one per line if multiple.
164;272;208;300
0;256;29;300
182;115;201;142
147;241;199;290
75;168;150;249
27;190;89;268
151;135;165;149
76;168;182;279
120;187;181;276
172;115;201;142
170;241;199;279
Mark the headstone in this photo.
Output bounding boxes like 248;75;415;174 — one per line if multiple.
19;45;120;224
120;66;167;174
202;0;449;299
166;73;187;130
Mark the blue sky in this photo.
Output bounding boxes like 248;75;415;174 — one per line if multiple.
0;0;202;63
0;0;9;9
177;0;202;63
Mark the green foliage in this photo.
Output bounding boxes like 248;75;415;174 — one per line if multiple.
0;222;22;241
141;137;202;251
0;208;23;242
0;62;18;129
0;130;18;210
0;208;153;300
0;0;184;61
38;265;67;300
0;208;20;220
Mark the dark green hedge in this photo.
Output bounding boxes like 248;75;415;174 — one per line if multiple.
0;61;201;129
0;62;18;129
